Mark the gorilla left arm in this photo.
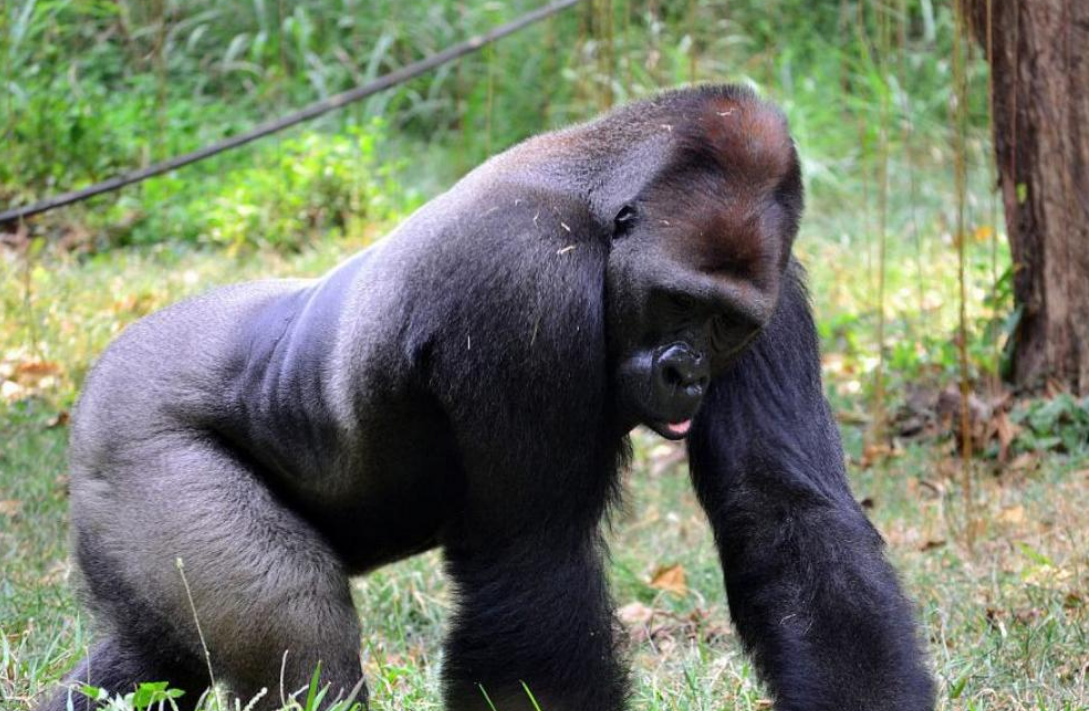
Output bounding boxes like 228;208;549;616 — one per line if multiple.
687;266;935;711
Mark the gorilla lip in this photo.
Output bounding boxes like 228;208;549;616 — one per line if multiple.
643;416;694;440
665;419;692;437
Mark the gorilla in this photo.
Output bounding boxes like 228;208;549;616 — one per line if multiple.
42;85;933;711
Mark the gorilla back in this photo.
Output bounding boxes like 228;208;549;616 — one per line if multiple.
46;85;933;711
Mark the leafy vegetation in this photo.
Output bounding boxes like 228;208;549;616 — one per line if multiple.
1;0;1086;709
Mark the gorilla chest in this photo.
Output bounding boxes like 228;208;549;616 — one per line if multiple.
273;399;461;574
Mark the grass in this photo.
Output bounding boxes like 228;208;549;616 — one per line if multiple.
2;388;1086;709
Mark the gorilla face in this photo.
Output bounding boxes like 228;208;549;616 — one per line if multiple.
605;105;803;440
607;206;777;439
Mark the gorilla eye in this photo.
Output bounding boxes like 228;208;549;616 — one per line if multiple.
613;205;637;238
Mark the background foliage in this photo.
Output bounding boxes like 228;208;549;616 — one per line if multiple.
1;1;1085;709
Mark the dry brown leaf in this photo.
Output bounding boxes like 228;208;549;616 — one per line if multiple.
1008;452;1038;472
0;500;22;516
919;539;946;552
649;564;688;596
998;505;1025;524
860;442;898;468
47;411;70;428
973;225;995;242
14;360;61;380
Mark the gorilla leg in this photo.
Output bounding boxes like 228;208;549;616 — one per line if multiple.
66;435;365;710
687;270;934;711
441;535;625;711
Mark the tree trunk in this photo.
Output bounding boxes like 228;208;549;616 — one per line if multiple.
967;0;1089;394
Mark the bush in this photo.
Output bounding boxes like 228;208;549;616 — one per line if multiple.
199;119;414;251
102;118;419;251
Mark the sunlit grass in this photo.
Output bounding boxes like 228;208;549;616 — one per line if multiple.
3;409;1085;709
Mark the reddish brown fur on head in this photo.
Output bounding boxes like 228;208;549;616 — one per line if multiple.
693;94;795;189
640;88;802;292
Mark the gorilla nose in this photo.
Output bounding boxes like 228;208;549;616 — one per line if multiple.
655;344;710;398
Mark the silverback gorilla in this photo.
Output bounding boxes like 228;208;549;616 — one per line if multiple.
44;86;933;711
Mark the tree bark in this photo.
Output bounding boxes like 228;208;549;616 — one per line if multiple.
966;0;1089;394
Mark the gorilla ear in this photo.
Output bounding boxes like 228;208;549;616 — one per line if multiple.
613;205;638;238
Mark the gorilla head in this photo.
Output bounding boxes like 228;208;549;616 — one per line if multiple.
603;92;803;438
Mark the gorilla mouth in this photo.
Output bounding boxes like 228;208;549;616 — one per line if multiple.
648;418;692;440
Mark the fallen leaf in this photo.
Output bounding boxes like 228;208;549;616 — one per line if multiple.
14;360;61;380
1008;452;1038;472
997;505;1025;524
47;411;70;428
649;564;687;596
919;539;946;552
860;442;899;468
0;500;22;516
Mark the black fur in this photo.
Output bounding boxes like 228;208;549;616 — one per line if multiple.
40;86;933;711
688;268;935;710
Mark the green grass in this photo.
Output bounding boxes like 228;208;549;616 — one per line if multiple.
2;400;1086;709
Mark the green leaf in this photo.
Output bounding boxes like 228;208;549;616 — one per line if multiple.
304;662;322;711
1019;542;1054;567
949;673;969;699
132;681;176;710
